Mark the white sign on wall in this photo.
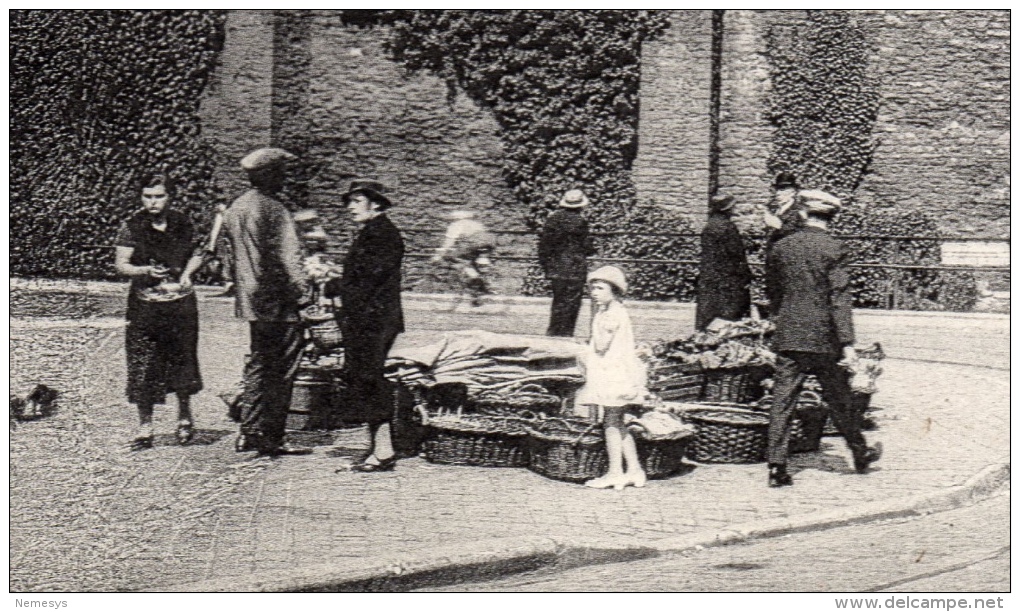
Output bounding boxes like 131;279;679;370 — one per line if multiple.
940;241;1010;267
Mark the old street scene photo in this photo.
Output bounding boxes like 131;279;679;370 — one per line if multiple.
8;10;1010;595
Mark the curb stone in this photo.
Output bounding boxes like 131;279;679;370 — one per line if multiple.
156;463;1009;592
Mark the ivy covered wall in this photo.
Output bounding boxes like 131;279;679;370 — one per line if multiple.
10;10;227;280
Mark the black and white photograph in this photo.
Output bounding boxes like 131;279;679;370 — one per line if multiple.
8;7;1010;603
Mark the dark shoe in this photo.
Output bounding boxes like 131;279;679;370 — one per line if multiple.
257;443;313;457
176;421;194;445
350;456;397;472
235;433;259;452
129;436;153;452
768;463;793;488
853;442;883;474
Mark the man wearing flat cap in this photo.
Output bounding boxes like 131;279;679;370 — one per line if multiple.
764;189;881;487
223;147;312;456
695;193;752;331
323;179;405;472
538;189;597;336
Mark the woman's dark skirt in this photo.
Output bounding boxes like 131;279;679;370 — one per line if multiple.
125;294;203;405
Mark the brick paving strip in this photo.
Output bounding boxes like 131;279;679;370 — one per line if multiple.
7;280;1009;592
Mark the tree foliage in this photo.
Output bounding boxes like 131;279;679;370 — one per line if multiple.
766;10;880;198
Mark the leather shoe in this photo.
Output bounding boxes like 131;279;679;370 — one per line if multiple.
235;433;259;452
258;443;313;457
350;456;397;472
768;464;793;488
853;442;883;474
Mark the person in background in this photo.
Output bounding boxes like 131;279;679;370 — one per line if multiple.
431;209;497;307
114;173;204;450
764;189;881;488
764;172;801;250
538;189;596;336
324;179;405;472
574;266;648;490
223;147;312;457
695;193;752;331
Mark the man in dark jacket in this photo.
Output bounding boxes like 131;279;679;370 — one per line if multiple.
324;179;404;472
224;147;312;456
696;193;752;330
538;189;596;336
765;189;881;487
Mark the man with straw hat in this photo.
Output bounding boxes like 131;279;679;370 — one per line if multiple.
764;189;881;487
538;189;596;336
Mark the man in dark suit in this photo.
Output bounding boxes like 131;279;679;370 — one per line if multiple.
224;147;312;456
538;189;596;336
695;193;752;330
765;189;881;487
325;179;404;472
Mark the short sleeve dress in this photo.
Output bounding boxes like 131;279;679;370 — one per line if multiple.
574;300;648;408
115;210;203;405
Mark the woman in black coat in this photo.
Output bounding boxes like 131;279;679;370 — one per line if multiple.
695;194;752;331
324;180;405;472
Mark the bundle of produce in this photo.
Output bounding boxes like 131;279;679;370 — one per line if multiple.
301;254;340;282
387;330;584;401
471;382;563;416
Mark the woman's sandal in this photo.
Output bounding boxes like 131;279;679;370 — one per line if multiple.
176;421;194;445
350;455;397;473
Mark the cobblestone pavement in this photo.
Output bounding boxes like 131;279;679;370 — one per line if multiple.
434;490;1010;592
8;289;1010;592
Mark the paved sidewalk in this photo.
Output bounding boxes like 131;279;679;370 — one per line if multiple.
8;285;1010;592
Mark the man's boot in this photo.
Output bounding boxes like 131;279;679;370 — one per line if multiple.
768;463;793;487
853;441;883;474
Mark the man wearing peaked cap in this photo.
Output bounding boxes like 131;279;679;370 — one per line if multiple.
764;187;881;488
220;147;312;457
239;147;297;172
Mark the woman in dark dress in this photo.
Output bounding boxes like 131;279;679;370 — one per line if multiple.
324;180;405;472
114;174;205;450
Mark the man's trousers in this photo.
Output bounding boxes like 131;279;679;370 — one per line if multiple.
240;321;304;447
768;351;868;466
546;278;586;337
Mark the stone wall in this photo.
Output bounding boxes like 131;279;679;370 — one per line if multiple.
636;9;1010;238
200;10;531;293
632;10;713;218
854;9;1010;238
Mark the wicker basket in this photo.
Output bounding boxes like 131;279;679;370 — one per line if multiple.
701;365;769;403
753;390;828;453
822;392;875;436
421;412;535;468
472;383;562;416
682;404;770;464
525;418;690;482
648;362;705;402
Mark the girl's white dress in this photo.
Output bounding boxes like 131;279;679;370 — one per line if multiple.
574;300;648;408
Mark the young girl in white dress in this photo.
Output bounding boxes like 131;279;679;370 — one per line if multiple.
574;266;648;490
